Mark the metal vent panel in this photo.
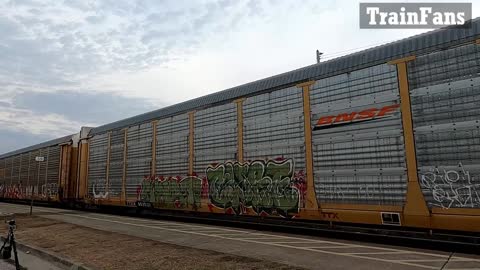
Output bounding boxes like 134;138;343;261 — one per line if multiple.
87;133;108;198
108;130;125;198
10;155;21;195
310;64;407;205
194;102;237;175
27;150;39;196
19;153;29;188
45;146;60;198
409;45;480;209
243;86;306;172
46;147;60;186
156;114;190;177
408;43;480;89
36;148;48;196
0;158;5;184
126;123;152;198
4;157;12;186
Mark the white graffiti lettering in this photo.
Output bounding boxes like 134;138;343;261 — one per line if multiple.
420;163;480;209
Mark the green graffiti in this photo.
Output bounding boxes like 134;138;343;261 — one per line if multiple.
206;159;300;217
138;176;202;209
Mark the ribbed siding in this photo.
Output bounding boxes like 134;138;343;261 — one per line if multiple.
10;155;21;194
87;133;108;198
409;43;480;209
108;130;124;198
156;114;189;177
243;86;306;171
5;157;12;187
27;150;39;195
311;64;407;205
126;123;152;198
19;153;29;188
0;158;5;194
194;103;237;175
45;146;60;198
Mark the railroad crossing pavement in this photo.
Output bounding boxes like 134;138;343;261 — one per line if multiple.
0;203;479;270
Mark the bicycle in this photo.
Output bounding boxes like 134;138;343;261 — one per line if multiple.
0;218;20;270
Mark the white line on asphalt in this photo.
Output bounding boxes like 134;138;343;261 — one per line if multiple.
347;251;412;255
398;259;457;262
80;211;463;260
3;203;479;269
451;258;480;262
308;246;363;249
241;237;292;240
445;269;480;270
184;229;229;233
75;212;456;258
265;241;356;247
209;233;251;236
65;212;467;261
43;212;441;269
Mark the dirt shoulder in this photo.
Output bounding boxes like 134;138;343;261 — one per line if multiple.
10;214;305;270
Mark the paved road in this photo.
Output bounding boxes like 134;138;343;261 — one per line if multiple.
0;248;63;270
1;203;479;270
0;259;16;270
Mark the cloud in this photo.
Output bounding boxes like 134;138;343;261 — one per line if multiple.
11;90;160;125
0;129;53;154
0;104;82;137
0;0;262;93
1;0;478;155
0;89;159;154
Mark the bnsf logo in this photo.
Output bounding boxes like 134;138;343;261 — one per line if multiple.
313;104;400;130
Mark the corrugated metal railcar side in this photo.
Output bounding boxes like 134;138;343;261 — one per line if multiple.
79;20;480;232
407;41;480;231
0;136;73;202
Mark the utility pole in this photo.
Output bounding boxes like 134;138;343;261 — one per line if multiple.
30;156;44;215
316;50;323;63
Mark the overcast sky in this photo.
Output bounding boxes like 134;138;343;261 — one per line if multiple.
0;0;479;154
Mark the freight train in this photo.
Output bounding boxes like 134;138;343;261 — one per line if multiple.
1;21;480;233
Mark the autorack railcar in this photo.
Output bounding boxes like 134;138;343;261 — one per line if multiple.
1;20;480;233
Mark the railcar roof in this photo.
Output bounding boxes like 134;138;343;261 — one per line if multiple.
0;135;73;159
90;18;480;135
1;19;479;159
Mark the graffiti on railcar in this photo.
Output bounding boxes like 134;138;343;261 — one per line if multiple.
0;182;59;199
420;162;480;209
41;183;58;198
134;158;304;217
92;179;109;199
136;175;203;209
0;183;24;198
206;158;302;217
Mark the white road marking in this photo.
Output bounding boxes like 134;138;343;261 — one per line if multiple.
399;259;466;262
240;237;290;240
451;258;480;262
63;212;470;260
347;251;412;255
37;212;441;269
3;203;480;269
308;246;359;249
445;269;480;270
270;241;348;247
211;233;252;236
